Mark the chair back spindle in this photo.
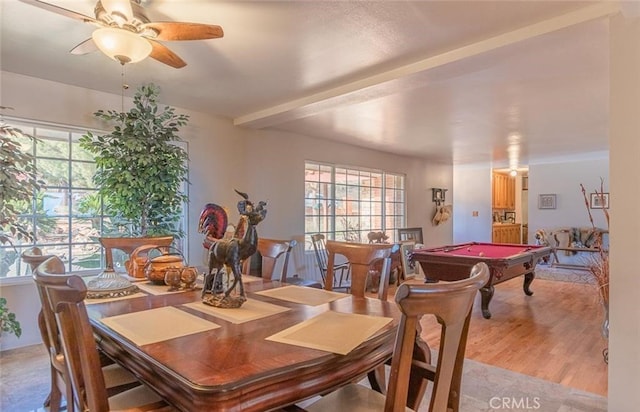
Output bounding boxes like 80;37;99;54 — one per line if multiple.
244;238;321;288
324;240;394;298
311;234;351;289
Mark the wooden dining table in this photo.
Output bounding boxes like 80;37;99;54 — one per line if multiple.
86;277;402;412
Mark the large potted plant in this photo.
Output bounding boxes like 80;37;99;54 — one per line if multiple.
80;83;189;238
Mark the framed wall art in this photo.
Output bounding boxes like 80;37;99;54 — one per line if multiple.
399;240;419;278
538;194;556;209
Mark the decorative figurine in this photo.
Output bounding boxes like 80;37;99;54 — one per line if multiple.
199;190;267;308
164;268;182;292
180;267;198;290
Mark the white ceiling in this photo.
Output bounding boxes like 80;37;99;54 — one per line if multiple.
1;0;616;166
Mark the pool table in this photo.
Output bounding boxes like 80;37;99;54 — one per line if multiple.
411;242;552;319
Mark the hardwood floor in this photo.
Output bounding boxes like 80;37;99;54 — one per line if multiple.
414;276;608;397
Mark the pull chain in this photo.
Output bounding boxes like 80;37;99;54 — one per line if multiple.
120;63;129;116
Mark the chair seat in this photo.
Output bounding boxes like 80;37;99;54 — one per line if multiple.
108;384;168;411
103;363;139;389
305;384;412;412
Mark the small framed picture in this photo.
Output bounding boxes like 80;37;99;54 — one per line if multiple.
590;192;609;209
538;194;556;209
504;211;516;223
399;240;418;277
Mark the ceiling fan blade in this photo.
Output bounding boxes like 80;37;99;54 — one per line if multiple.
143;22;224;41
18;0;101;25
149;40;186;69
70;38;97;55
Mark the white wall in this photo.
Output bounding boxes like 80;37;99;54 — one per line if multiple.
527;155;609;243
608;12;640;410
452;164;492;243
242;128;450;241
242;127;452;278
412;161;454;248
0;72;453;349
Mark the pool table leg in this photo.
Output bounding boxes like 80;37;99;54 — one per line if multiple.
480;284;494;319
523;272;535;296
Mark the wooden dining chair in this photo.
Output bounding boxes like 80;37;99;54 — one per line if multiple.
305;262;490;412
33;257;175;412
21;246;54;274
243;238;322;288
311;233;351;289
99;236;173;272
33;256;143;412
322;240;397;394
324;240;396;299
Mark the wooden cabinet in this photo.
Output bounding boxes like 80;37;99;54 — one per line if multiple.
492;172;516;209
492;224;522;244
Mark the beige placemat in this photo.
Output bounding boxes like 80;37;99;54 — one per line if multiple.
136;282;185;295
182;299;290;324
266;311;392;355
254;285;347;306
100;307;220;346
85;292;147;304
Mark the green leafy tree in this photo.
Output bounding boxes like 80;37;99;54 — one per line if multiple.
0;297;21;338
79;84;189;237
0;123;42;246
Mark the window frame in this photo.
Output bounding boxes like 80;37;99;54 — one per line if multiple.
0;117;189;280
304;161;406;249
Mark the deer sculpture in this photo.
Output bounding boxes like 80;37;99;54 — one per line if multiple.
202;191;267;307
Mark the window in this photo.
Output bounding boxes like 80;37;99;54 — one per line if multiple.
0;119;188;279
0;120;106;278
304;161;405;248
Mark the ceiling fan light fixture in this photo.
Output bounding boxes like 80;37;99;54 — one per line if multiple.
92;27;151;64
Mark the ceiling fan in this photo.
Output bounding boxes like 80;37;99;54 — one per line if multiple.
19;0;224;68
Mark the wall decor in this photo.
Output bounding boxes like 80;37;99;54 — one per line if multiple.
590;192;610;209
397;227;423;244
431;188;447;206
399;240;419;277
538;194;556;209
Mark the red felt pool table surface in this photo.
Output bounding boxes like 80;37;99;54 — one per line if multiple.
424;243;537;259
411;242;552;319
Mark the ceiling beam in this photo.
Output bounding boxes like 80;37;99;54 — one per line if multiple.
234;2;619;129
